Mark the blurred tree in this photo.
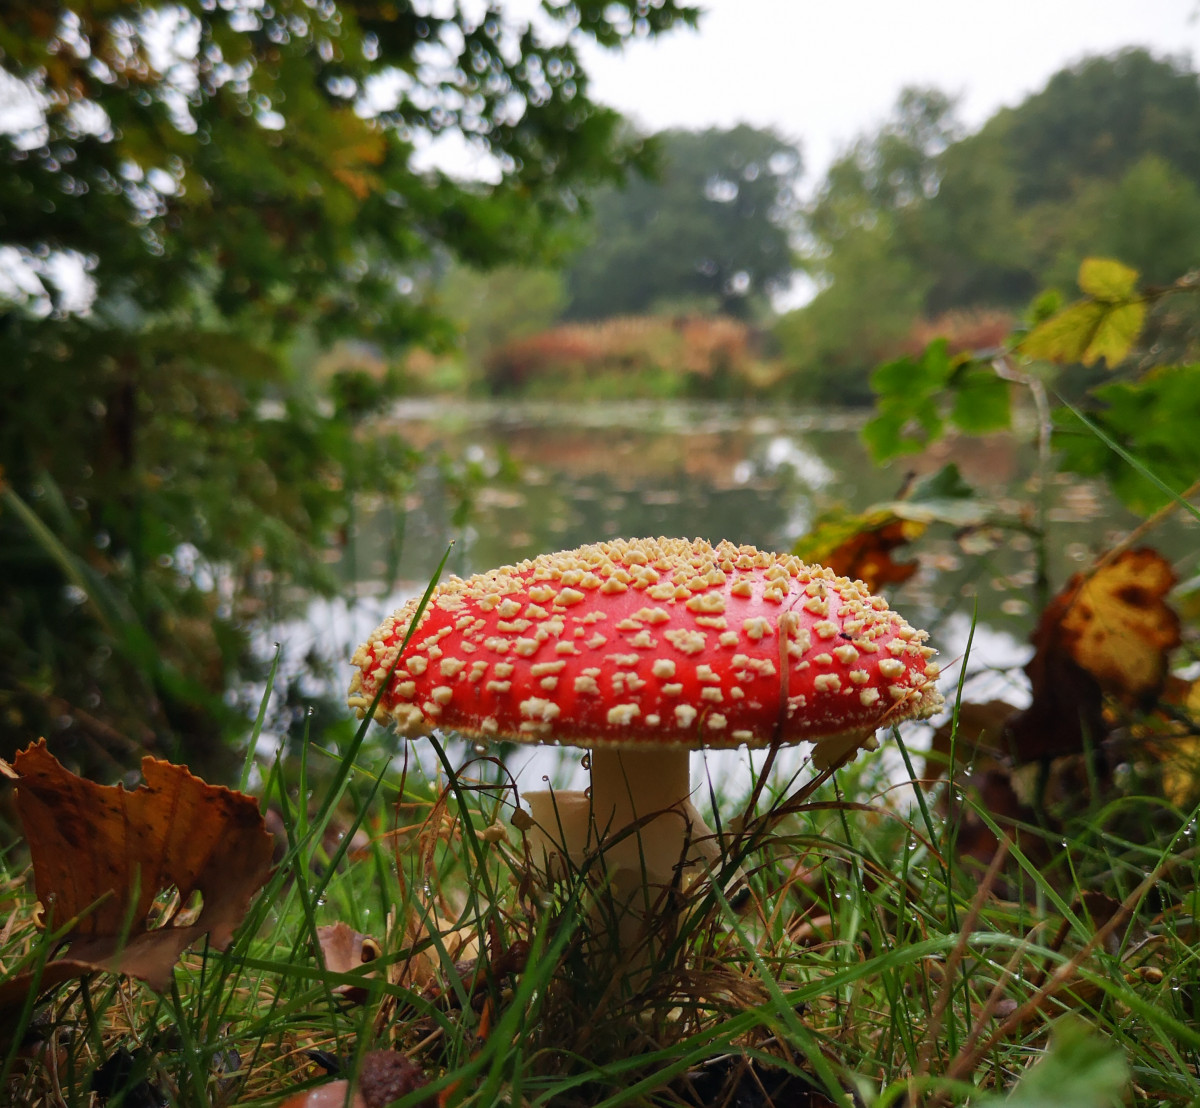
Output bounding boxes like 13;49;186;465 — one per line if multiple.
775;216;930;406
999;48;1200;207
563;125;802;320
0;0;699;776
1038;155;1200;290
775;88;954;401
929;48;1200;305
436;261;567;383
782;49;1200;403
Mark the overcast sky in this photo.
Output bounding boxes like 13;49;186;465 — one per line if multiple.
578;0;1199;185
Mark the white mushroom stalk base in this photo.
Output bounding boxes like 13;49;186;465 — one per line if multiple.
523;747;724;899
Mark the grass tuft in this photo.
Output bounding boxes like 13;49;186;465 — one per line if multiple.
3;628;1199;1106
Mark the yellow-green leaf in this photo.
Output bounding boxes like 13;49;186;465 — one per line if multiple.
1022;298;1145;368
1077;257;1139;301
1022;301;1105;364
1081;299;1145;366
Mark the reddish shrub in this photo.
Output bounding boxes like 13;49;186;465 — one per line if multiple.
484;314;760;392
903;309;1016;358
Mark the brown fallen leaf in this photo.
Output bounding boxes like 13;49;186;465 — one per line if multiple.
1060;549;1180;702
793;509;925;593
316;922;382;1005
8;740;274;995
1007;548;1180;762
1136;674;1200;806
278;1050;432;1108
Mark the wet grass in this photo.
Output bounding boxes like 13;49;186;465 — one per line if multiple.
3;678;1199;1108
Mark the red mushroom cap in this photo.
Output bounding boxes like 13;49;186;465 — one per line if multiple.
349;538;943;753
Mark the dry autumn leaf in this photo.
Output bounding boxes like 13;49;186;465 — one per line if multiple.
8;740;274;994
1007;549;1180;762
793;510;926;592
316;922;382;1005
1059;549;1180;701
1139;675;1200;806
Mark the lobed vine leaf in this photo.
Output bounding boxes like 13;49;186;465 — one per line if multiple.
1022;258;1146;367
864;340;1011;462
1052;364;1200;514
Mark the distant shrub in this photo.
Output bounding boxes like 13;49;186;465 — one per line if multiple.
483;315;775;397
904;309;1016;356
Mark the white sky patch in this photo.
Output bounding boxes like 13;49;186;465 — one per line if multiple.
576;0;1199;187
0;69;48;148
407;128;504;183
0;247;97;317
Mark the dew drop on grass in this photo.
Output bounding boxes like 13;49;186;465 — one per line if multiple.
473;743;487;755
581;753;591;770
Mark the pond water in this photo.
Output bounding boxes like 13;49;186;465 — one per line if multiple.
277;398;1195;799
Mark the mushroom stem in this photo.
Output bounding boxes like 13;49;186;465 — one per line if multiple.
588;747;718;888
524;790;592;879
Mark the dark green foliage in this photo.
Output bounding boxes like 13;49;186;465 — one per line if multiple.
1082;156;1200;287
563;125;802;320
1052;363;1200;515
0;0;699;775
1000;48;1200;207
862;339;1012;463
927;49;1200;307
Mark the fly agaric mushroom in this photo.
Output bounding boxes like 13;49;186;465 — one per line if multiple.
348;538;943;893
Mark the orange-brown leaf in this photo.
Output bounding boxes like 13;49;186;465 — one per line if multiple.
1058;549;1180;702
316;921;381;1004
794;511;925;592
12;740;274;991
1008;549;1179;762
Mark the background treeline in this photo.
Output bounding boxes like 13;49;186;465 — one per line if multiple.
413;47;1200;403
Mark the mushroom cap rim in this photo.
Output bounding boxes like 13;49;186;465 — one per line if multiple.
389;720;885;753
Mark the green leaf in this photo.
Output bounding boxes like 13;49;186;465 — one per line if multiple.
864;340;956;462
869;355;918;397
1051;364;1200;515
906;462;975;503
1029;287;1064;324
982;1017;1127;1108
869;339;953;399
1054;366;1200;516
1077;256;1139;301
889;463;990;527
862;398;944;463
950;364;1012;433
